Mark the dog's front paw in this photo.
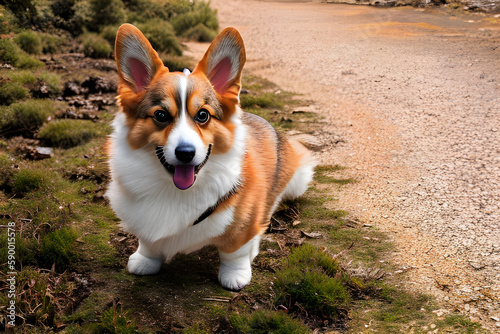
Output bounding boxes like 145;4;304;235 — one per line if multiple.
127;251;162;275
218;261;252;291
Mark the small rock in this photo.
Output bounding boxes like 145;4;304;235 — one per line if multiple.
300;230;323;239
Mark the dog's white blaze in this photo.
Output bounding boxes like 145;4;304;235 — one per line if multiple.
163;73;206;166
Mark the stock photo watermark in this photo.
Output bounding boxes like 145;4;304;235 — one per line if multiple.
5;221;17;328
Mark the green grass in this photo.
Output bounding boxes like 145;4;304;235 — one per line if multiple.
11;168;46;197
0;99;59;136
230;310;310;334
314;164;355;185
40;227;79;271
38;119;111;148
274;244;350;317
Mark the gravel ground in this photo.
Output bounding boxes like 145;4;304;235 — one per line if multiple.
187;2;500;330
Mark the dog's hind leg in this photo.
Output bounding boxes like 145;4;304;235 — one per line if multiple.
127;239;164;275
218;234;261;291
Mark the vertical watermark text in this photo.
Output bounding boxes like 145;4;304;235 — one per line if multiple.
6;221;16;327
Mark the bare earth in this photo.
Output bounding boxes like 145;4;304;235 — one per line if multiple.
186;1;500;330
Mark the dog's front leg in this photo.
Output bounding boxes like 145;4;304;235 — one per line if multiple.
127;239;164;275
218;235;261;291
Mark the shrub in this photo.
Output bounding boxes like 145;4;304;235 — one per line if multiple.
0;39;43;69
14;52;44;69
4;0;38;28
0;81;28;105
230;310;310;334
38;119;110;148
39;33;66;54
125;0;169;22
50;0;90;36
80;33;113;58
0;99;57;135
39;227;79;270
8;70;37;85
100;24;121;46
0;6;17;34
274;244;350;317
14;30;42;55
0;38;21;64
182;22;217;42
136;20;182;56
88;0;126;32
171;2;218;41
39;71;62;94
161;53;194;72
11;168;45;197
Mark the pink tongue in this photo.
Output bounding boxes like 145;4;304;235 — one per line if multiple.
173;165;195;190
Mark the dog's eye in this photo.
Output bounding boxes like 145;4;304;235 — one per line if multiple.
153;109;172;124
194;109;210;124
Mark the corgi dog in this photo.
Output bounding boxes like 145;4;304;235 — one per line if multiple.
106;24;316;291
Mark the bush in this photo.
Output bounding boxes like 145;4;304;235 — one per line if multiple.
88;0;126;32
182;22;217;42
100;24;121;46
80;33;113;58
230;310;310;334
274;244;350;317
11;168;45;197
0;81;28;105
4;0;38;28
15;53;44;69
171;2;218;41
50;0;90;36
39;33;66;54
38;119;110;148
14;30;42;55
39;71;62;95
8;70;37;85
0;39;44;69
39;227;79;270
136;20;182;56
161;53;194;72
0;6;17;34
125;0;169;22
0;99;57;135
0;38;21;64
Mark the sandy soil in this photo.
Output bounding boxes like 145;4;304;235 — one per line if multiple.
186;1;500;330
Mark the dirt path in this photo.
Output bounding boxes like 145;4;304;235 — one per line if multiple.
187;1;500;330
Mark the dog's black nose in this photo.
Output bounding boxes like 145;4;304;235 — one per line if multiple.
175;144;196;163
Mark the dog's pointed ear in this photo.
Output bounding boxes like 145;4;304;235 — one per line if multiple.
193;27;246;105
115;23;165;93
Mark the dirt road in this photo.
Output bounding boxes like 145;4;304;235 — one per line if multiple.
187;1;500;329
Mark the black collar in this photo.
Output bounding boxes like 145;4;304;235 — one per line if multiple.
192;186;239;226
